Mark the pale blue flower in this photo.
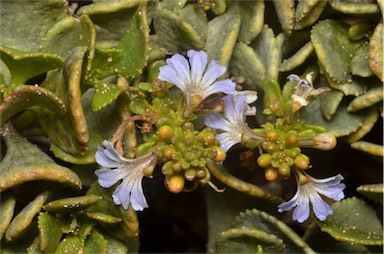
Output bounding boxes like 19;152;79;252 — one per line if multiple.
159;50;237;115
205;93;258;152
278;172;345;223
95;140;157;211
288;72;329;108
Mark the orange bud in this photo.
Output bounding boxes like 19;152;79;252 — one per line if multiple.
167;175;185;193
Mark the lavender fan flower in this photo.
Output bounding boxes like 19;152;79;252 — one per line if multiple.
205;92;258;152
95;140;157;211
158;50;237;116
278;172;345;223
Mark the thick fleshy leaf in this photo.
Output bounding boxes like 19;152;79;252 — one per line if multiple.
351;44;374;77
320;89;344;120
311;20;361;83
304;223;369;253
84;231;108;254
78;0;142;48
86;182;139;240
0;123;82;192
5;191;50;242
0;192;16;240
86;212;122;224
295;0;328;30
42;14;96;61
350;141;384;156
206;12;240;68
280;42;314;72
369;22;383;81
38;46;89;156
216;227;284;253
301;98;366;137
228;0;264;44
272;0;295;35
54;235;84;254
234;209;316;253
250;25;280;82
230;42;266;90
317;197;383;245
0;46;63;96
153;7;205;52
324;73;369;97
43;195;102;214
329;0;380;14
37;212;65;253
347;106;379;142
348;84;383;112
0;85;66;125
357;184;383;204
0;0;67;52
88;3;150;80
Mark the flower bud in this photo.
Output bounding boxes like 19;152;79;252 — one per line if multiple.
278;163;291;178
161;161;173;175
257;153;272;168
167;175;185;193
142;163;156;177
285;131;298;147
297;133;337;151
196;167;207;179
294;154;310;170
213;146;226;162
184;169;196;181
172;161;182;173
266;130;278;142
265;168;278;181
162;145;176;160
158;125;173;140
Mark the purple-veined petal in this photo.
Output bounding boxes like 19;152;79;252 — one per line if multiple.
167;54;191;86
188;50;207;86
316;184;345;201
159;66;186;90
204;79;237;98
310;192;333;221
216;132;242;152
292;194;310;223
96;146;119;168
112;178;132;209
205;113;233;132
200;60;226;88
95;169;123;188
130;176;148;211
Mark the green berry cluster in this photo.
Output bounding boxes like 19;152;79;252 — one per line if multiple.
257;127;310;181
156;122;226;193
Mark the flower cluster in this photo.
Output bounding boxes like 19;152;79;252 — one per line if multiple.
94;49;345;223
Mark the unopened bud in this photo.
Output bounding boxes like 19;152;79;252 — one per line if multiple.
184;169;196;181
142;163;156;177
297;133;337;150
213;146;226;162
161;161;174;175
278;163;291;178
257;153;272;168
265;168;278;181
167;175;185;193
266;130;278;142
294;154;310;170
158;125;173;140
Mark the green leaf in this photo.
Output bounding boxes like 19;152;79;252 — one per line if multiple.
153;6;205;52
347;106;379;142
272;0;295;35
0;85;66;125
250;25;280;82
295;0;328;30
78;0;142;48
0;123;82;192
357;184;383;204
84;231;108;254
38;46;89;156
369;22;383;81
230;42;266;90
350;141;384;156
0;192;16;240
43;195;102;214
5;191;50;242
86;183;139;241
228;0;264;44
351;44;374;77
54;235;84;254
216;227;285;253
348;84;383;112
0;0;67;52
317;197;383;245
0;46;63;96
320;89;344;120
234;209;316;253
86;212;122;224
37;213;65;253
311;19;361;83
304;223;369;253
329;0;380;14
301;98;367;137
280;42;314;72
206;12;240;68
325;73;369;97
89;2;150;80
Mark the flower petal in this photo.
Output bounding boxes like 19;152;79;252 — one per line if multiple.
204;79;237;98
159;65;186;90
95;169;122;188
167;54;191;87
205;113;233;132
112;178;132;210
201;60;226;88
216;132;242;152
292;194;311;223
188;50;207;86
130;176;148;211
95;145;119;168
309;192;333;221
